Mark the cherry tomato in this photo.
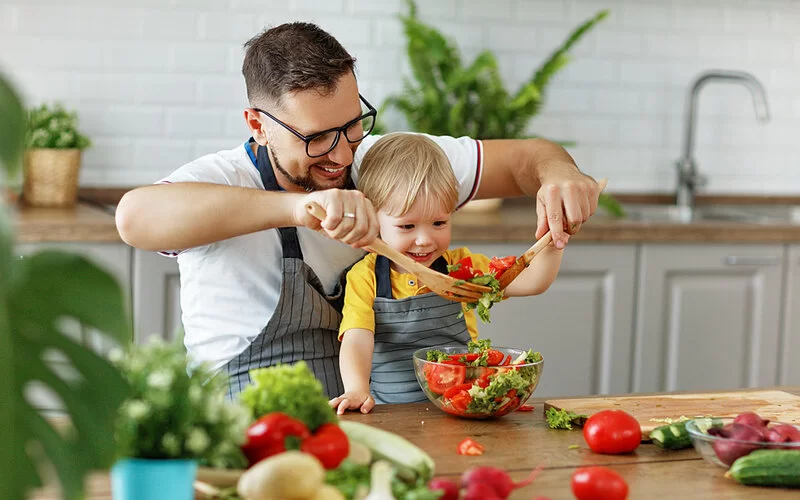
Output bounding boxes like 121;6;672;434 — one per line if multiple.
485;349;505;366
488;255;517;278
457;438;485;456
571;466;628;500
426;361;466;395
448;256;477;280
448;352;481;362
583;410;642;454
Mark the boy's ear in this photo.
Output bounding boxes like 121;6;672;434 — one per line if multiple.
244;109;268;146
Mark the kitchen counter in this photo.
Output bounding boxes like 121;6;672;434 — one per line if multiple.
29;386;800;499
10;203;121;243
9;199;800;244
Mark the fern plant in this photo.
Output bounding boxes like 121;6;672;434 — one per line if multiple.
1;75;131;500
378;0;624;216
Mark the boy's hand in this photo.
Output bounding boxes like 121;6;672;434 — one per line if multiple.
329;390;375;415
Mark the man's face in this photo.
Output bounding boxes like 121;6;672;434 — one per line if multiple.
256;74;364;192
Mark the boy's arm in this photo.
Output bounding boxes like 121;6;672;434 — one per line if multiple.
332;328;375;414
502;243;564;297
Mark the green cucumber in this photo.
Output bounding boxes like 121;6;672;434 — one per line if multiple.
728;450;800;488
650;418;721;450
339;420;434;483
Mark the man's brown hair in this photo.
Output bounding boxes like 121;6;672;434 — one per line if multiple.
242;22;356;107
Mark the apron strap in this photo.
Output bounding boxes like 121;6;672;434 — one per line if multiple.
252;139;355;261
375;255;449;299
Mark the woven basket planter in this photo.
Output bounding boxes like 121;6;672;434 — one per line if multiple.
23;148;81;207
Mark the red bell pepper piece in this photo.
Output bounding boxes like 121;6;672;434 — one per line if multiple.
241;412;310;466
300;423;350;470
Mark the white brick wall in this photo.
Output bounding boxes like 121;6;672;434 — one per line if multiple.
1;0;799;194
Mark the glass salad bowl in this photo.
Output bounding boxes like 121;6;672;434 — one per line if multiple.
412;346;544;419
685;418;800;468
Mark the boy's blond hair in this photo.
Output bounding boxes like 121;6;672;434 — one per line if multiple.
358;133;458;217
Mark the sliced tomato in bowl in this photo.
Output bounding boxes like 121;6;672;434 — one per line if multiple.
426;361;467;395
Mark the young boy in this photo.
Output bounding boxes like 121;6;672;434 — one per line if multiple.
328;133;564;414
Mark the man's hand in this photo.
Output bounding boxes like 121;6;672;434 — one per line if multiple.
329;390;375;415
295;189;380;249
535;172;601;249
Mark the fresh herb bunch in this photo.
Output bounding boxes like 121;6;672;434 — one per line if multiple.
26;102;91;150
545;407;587;430
112;338;250;468
239;361;338;431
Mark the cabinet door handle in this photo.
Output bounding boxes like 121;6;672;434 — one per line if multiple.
723;256;781;266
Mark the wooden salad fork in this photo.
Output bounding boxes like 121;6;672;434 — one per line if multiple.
497;178;609;291
305;203;491;303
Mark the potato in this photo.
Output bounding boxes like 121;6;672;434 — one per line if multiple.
309;484;346;500
237;451;324;500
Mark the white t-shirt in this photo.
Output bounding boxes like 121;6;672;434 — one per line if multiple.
158;134;484;371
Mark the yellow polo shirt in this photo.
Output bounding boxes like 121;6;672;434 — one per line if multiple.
339;247;491;341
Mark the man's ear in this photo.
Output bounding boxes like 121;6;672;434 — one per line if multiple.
244;109;268;146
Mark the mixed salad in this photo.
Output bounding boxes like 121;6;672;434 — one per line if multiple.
422;339;542;417
446;255;516;322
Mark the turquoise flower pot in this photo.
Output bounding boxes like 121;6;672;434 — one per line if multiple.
111;458;197;500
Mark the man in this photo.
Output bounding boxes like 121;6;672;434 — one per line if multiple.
116;22;601;398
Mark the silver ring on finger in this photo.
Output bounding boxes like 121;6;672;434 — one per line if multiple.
343;212;356;219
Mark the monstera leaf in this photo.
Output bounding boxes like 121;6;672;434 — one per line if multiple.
0;74;131;500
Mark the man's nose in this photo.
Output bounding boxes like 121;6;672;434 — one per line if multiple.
327;134;354;166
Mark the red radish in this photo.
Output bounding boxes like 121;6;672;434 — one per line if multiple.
428;478;460;500
733;412;770;428
464;482;501;500
460;464;543;499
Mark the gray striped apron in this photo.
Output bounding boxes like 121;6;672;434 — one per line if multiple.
223;143;350;399
370;255;472;404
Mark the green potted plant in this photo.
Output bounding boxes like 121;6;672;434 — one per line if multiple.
1;74;132;500
110;338;250;500
24;102;91;207
377;0;624;217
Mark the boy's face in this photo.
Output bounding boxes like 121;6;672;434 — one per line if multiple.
377;197;453;272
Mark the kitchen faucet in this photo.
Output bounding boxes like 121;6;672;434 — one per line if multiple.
676;70;770;214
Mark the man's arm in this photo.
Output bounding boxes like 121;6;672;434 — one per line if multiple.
479;138;600;248
115;182;379;251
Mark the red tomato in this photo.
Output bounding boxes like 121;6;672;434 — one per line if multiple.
583;410;642;454
457;438;485;456
426;361;466;395
571;466;628;500
448;353;481;362
443;383;473;400
495;396;520;416
485;349;505;366
448;256;477;280
488;255;517;278
449;389;473;413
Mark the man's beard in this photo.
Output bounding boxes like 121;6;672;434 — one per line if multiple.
270;147;352;192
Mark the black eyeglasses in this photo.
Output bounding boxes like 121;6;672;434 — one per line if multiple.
253;94;377;158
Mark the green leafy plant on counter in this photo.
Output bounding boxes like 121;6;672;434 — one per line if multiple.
112;339;250;469
374;0;625;217
0;74;131;499
25;102;91;150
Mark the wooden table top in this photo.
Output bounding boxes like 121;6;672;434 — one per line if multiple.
29;387;800;499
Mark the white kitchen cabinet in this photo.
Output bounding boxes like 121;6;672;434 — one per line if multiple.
132;249;183;344
779;244;800;386
452;241;637;398
14;242;132;413
633;244;784;393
